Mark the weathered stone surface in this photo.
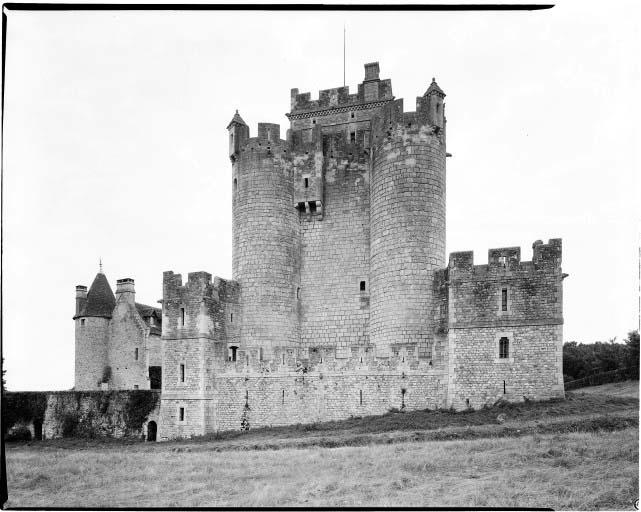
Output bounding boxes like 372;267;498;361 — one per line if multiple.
74;62;565;441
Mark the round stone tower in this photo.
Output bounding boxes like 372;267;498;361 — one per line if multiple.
369;80;447;359
227;113;300;359
74;270;115;390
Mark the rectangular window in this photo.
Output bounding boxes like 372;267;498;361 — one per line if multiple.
360;280;366;291
304;177;309;188
359;390;363;405
180;307;185;326
80;319;85;327
499;337;510;359
501;288;508;312
134;348;139;361
179;407;185;421
134;385;139;390
180;364;185;382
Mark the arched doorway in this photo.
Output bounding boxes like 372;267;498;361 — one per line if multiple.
147;421;157;442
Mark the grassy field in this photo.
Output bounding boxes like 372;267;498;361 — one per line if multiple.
4;381;639;509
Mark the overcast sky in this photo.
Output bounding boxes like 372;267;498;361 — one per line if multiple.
3;2;640;391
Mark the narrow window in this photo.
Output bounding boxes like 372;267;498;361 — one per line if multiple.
503;380;507;394
267;128;271;141
351;112;355;119
246;355;249;365
350;131;356;143
465;398;470;408
259;348;263;362
233;178;237;192
359;390;363;405
501;288;508;311
180;307;185;326
230;133;234;143
312;119;316;125
304;177;309;188
230;346;237;362
282;353;285;364
180;363;185;382
230;312;233;323
282;389;285;404
179;407;185;421
134;348;139;361
296;287;300;299
499;337;510;359
360;280;366;291
80;319;85;326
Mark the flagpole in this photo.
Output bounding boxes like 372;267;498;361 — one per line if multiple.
343;24;346;87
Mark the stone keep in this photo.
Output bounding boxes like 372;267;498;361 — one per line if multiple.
75;62;566;440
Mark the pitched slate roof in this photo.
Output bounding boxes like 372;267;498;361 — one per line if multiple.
136;303;162;336
83;272;116;318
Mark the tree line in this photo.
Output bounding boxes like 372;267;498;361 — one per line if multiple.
563;330;639;382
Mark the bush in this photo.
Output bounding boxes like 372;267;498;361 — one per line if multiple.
6;424;32;442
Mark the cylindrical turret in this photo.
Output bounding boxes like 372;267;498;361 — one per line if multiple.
74;271;115;390
229;118;299;359
369;92;447;359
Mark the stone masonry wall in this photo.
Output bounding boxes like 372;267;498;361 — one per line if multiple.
108;294;150;390
74;317;109;390
369;99;446;359
448;325;564;409
293;134;371;355
157;355;446;440
4;391;160;440
446;239;565;409
232;131;300;358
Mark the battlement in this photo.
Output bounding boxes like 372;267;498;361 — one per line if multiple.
287;62;394;119
217;342;442;376
448;239;562;275
162;271;218;301
371;90;446;145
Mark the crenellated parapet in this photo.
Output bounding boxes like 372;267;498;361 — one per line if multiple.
162;271;236;344
213;340;443;377
287;62;394;122
446;239;565;329
448;239;563;277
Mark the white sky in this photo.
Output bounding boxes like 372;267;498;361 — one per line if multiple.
2;3;640;391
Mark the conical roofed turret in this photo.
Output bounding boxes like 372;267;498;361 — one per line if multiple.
227;110;249;161
424;77;445;98
226;110;247;129
79;272;116;318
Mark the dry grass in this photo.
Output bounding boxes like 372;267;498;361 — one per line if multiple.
569;380;639;399
5;382;639;509
5;427;638;509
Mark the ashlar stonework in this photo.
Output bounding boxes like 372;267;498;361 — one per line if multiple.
75;62;566;441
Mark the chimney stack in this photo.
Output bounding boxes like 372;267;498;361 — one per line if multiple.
116;278;135;304
75;285;87;316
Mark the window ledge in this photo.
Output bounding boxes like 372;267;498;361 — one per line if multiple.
494;358;514;363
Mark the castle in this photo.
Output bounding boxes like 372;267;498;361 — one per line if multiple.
74;62;566;441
